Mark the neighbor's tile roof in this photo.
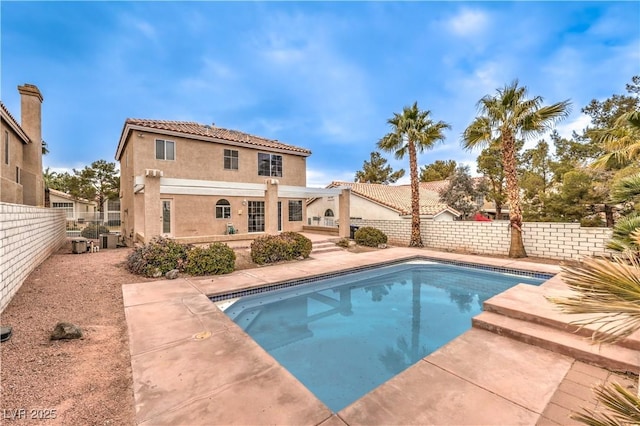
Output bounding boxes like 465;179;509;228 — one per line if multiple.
124;118;311;155
331;181;459;216
0;101;30;143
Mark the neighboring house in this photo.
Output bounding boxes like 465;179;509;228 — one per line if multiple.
307;181;460;225
422;178;510;220
49;188;97;221
115;119;349;245
0;84;45;206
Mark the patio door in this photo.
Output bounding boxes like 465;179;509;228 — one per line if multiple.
161;199;173;237
247;201;265;233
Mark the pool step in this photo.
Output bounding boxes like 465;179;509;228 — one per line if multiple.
483;284;640;351
472;311;639;374
311;240;343;255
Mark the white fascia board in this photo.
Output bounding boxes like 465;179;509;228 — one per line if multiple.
160;186;265;197
279;185;342;198
160;177;266;191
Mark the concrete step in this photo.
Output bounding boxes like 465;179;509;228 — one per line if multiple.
483;284;640;351
473;311;639;374
311;240;343;254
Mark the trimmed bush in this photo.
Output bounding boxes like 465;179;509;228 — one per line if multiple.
354;226;388;247
184;243;236;276
126;237;192;277
81;224;110;239
250;232;312;265
335;238;350;248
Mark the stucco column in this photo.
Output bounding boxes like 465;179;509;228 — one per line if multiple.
339;188;350;239
265;179;279;235
143;169;162;243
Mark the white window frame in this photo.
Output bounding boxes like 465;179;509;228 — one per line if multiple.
155;139;175;161
215;199;231;219
224;149;239;170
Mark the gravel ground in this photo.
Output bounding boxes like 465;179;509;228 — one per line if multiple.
0;239;259;425
0;241;154;425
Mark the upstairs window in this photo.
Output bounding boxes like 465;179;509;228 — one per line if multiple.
4;131;8;165
155;139;175;161
215;199;231;219
224;149;238;170
258;153;282;177
288;200;302;222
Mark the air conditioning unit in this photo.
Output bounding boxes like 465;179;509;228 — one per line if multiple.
71;238;88;254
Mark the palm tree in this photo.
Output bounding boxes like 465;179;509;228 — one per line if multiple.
592;110;640;169
378;102;450;247
463;80;571;258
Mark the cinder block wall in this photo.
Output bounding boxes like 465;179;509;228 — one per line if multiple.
0;202;66;313
350;219;614;261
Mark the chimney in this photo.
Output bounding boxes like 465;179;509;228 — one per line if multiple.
18;84;44;206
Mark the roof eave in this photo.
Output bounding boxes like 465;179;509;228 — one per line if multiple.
115;123;311;161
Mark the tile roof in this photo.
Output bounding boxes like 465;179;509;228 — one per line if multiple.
331;181;460;217
118;118;311;159
0;101;30;143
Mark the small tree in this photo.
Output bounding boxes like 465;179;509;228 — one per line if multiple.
420;159;456;182
70;160;120;213
354;152;405;184
438;165;484;219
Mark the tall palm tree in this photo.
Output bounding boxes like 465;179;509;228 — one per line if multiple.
378;102;450;247
463;80;571;258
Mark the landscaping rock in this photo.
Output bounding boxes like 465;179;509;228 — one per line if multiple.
50;322;83;340
378;243;387;249
165;269;179;280
151;268;162;278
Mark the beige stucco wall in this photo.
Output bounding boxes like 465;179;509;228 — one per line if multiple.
164;194;305;238
119;130;309;244
130;131;307;186
1;121;26;204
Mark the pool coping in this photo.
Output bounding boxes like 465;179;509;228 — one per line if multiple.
122;246;601;425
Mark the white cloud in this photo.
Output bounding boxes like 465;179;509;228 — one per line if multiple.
306;168;354;188
555;113;591;139
447;8;489;37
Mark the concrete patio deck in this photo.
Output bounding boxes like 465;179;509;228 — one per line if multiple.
122;243;638;425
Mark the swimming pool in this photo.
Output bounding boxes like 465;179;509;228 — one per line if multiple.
219;259;549;412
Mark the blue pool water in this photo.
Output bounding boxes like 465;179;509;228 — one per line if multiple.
222;260;548;412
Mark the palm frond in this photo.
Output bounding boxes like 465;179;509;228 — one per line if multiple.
611;173;640;203
572;383;640;426
548;254;640;343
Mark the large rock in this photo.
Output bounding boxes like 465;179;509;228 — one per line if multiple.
165;269;179;280
50;322;83;340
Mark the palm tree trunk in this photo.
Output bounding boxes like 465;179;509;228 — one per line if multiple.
502;131;527;258
408;140;423;247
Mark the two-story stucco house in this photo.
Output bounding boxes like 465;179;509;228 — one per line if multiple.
115;119;349;245
0;84;45;206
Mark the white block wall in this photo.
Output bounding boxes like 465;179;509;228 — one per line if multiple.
0;202;66;313
350;219;614;261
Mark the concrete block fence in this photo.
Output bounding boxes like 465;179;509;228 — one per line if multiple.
350;219;614;261
0;202;66;313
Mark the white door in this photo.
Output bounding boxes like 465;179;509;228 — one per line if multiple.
161;199;173;237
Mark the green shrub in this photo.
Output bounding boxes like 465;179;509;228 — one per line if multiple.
250;232;312;265
354;226;388;247
81;224;110;239
335;238;350;248
126;237;192;277
184;243;236;276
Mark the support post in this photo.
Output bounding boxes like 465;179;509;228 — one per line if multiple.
265;179;279;235
339;188;350;239
143;169;162;243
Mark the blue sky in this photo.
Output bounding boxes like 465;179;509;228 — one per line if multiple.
1;1;638;187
